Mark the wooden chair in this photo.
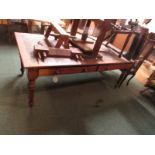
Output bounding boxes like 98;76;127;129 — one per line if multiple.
34;20;82;62
44;20;75;49
115;33;155;88
105;29;138;58
70;19;117;58
105;24;148;60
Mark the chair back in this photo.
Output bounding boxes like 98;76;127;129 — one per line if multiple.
132;33;155;73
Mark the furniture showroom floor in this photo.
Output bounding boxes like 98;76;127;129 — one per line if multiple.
0;38;155;135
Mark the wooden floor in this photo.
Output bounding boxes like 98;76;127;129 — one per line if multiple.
136;61;155;84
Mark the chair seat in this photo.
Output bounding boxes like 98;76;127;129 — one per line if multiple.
71;39;94;55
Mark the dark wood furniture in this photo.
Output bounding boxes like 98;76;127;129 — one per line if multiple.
0;19;28;43
27;19;65;33
115;33;155;88
106;25;149;60
105;29;138;58
70;19;117;57
15;32;134;107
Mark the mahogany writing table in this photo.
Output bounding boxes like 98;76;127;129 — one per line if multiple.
15;32;134;107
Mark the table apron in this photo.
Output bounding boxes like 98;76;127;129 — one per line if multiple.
38;64;132;76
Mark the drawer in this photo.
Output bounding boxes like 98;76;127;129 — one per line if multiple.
39;68;56;76
39;65;98;76
98;63;132;71
55;66;98;74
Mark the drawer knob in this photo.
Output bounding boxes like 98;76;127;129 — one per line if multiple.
83;68;88;72
55;69;60;74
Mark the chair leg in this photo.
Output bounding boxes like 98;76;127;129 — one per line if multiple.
115;72;124;88
126;74;135;86
105;33;116;47
115;72;128;88
118;74;128;88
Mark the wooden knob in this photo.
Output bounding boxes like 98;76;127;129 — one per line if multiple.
55;69;60;74
83;68;88;72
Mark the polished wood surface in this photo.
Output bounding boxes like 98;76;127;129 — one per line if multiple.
15;32;132;68
15;32;134;107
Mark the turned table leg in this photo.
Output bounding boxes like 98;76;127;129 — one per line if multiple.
19;55;24;76
20;61;24;76
27;69;39;107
